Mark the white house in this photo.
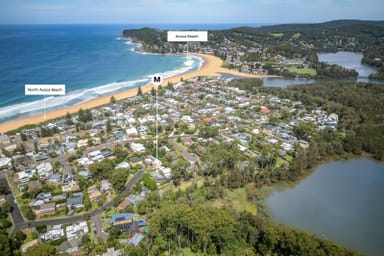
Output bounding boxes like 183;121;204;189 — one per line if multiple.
126;127;138;137
66;221;89;240
36;162;53;178
130;143;145;153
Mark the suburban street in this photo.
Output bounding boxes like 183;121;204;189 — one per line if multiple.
169;138;201;165
0;171;24;227
9;170;144;236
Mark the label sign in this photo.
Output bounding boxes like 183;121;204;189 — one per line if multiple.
152;74;163;86
167;31;208;42
25;84;66;95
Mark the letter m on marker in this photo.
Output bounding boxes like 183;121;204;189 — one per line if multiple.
153;76;161;83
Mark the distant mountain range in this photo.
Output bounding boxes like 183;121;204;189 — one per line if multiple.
236;19;384;32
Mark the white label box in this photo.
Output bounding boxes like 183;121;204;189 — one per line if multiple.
167;31;208;42
25;84;66;96
152;74;163;86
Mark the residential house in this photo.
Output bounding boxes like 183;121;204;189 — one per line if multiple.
116;197;132;211
35;192;53;202
36;162;53;179
67;192;84;209
33;152;49;161
14;169;36;183
101;179;113;193
0;134;10;146
87;185;102;202
128;233;144;247
33;202;56;217
110;213;134;232
116;161;130;169
77;139;88;148
62;173;79;192
78;170;92;179
126;127;138;137
66;221;89;240
49;174;61;184
130;143;145;153
127;194;144;206
0;157;12;169
42;225;65;241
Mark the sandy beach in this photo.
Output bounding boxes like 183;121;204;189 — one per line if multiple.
0;53;269;133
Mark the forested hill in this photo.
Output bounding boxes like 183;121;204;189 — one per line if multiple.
252;19;384;32
123;19;384;78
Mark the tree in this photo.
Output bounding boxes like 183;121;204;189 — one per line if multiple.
110;168;130;191
151;86;156;96
21;205;35;220
80;234;91;246
65;112;74;125
167;81;175;91
15;231;26;242
137;85;143;96
141;173;157;191
78;108;85;122
36;224;47;233
106;120;112;133
94;237;107;255
110;96;116;104
0;234;21;256
20;132;28;142
17;143;26;155
293;122;316;140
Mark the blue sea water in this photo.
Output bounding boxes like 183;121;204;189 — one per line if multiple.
0;24;209;122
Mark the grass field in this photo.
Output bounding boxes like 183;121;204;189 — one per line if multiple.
211;187;257;215
292;32;301;39
171;177;204;192
271;33;284;37
287;67;317;76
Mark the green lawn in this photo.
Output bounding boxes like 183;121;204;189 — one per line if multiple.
210;187;257;215
271;33;284;37
275;157;288;167
292;32;301;39
287;67;317;76
24;229;37;243
172;177;204;192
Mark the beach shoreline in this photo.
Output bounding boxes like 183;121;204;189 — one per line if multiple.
0;53;270;134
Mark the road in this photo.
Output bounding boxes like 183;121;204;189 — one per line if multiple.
0;171;24;228
91;213;107;241
9;170;144;236
169;138;201;165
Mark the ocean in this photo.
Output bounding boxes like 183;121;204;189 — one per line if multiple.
0;24;220;122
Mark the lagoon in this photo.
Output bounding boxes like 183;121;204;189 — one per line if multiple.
260;51;383;88
265;158;384;255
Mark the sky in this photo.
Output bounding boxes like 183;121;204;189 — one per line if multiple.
0;0;383;24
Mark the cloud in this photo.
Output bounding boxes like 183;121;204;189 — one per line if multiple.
0;0;383;24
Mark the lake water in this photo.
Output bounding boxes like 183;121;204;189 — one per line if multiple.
318;51;377;78
265;158;384;255
261;51;383;87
